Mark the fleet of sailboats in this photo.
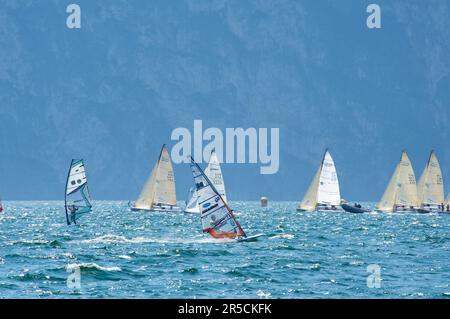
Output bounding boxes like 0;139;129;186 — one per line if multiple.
416;151;445;213
376;150;419;213
1;144;448;226
130;145;180;212
184;149;227;214
64;159;92;225
297;150;341;212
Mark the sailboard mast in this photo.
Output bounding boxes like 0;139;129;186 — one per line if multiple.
189;156;246;238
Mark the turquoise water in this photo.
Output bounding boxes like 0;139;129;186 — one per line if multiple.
0;201;449;298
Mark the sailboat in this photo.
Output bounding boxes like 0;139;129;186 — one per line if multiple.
130;145;180;212
444;194;450;213
297;149;341;212
64;159;92;225
189;156;263;242
184;149;227;214
416;150;444;213
376;150;419;213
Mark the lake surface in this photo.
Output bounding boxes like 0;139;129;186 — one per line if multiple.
0;201;449;298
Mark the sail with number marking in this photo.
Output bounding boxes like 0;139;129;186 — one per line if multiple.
64;159;92;225
184;149;227;214
417;151;444;207
298;150;341;211
317;150;341;206
189;156;245;239
376;150;419;212
133;145;177;211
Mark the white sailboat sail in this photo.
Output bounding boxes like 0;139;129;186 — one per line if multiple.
417;151;444;208
317;150;341;206
376;150;418;212
184;149;227;213
204;149;227;203
184;187;199;213
133;145;177;211
298;150;341;211
65;159;92;224
395;152;419;209
189;156;246;239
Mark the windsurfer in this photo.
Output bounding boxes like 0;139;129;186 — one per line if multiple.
68;205;78;224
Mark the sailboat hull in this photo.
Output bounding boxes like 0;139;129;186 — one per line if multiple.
393;206;418;213
184;208;200;214
130;205;181;213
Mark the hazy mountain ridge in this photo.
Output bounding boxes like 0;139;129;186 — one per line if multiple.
0;0;448;200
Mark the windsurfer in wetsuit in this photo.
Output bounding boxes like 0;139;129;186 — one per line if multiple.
68;205;78;224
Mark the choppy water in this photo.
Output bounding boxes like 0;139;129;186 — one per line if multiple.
0;201;449;298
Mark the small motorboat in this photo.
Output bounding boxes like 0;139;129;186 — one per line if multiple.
342;203;371;214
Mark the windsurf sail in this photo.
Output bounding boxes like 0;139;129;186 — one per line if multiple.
184;149;227;213
376;150;419;212
417;150;444;207
64;159;92;225
189;156;246;239
298;150;341;211
133;145;177;210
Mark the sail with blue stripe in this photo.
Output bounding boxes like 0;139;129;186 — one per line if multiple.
64;159;92;225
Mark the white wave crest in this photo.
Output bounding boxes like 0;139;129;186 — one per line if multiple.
75;234;235;245
66;263;121;272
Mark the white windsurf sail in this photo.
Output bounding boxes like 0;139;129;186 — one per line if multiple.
65;159;92;225
133;145;177;210
189;156;246;239
417;151;444;207
184;149;227;213
298;150;340;211
376;150;418;212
